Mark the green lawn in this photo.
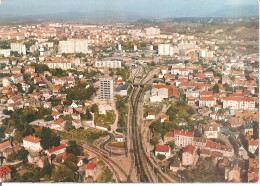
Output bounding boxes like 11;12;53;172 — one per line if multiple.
58;128;108;145
107;141;125;149
97;167;114;183
94;111;116;127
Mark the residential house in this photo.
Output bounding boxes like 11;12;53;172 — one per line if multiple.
229;118;245;128
46;144;66;156
85;162;97;179
200;123;220;139
114;135;124;142
0;166;12;182
160;115;169;122
155;145;171;159
192;137;207;149
248;158;259;182
248;140;259;154
51;118;65;130
0;141;12;157
11;73;23;84
23;136;42;152
164;132;174;144
225;165;241;183
182;145;196;166
146;112;155;120
205;141;234;157
169;156;181;173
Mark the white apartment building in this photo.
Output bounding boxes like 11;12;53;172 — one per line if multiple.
171;68;193;76
199;49;214;58
59;39;90;53
95;60;122;68
0;49;11;57
145;27;160;36
199;97;216;107
11;43;26;55
100;78;114;101
158;44;174;56
42;61;72;70
174;130;194;148
222;97;255;110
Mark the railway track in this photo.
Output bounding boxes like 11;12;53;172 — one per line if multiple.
83;144;130;182
127;66;176;183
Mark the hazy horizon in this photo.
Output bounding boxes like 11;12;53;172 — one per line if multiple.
0;0;258;24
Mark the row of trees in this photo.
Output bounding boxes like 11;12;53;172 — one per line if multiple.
115;96;128;133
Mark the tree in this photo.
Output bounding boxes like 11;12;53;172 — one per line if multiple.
150;136;160;146
252;122;259;140
31;172;40;182
157;154;166;161
64;120;75;131
52;165;75;182
97;167;113;183
51;154;57;164
51;135;61;147
32;63;50;73
41;158;52;176
44;115;53;121
212;84;219;94
7;152;17;162
86;109;93;120
17;147;29;163
3;109;13;115
194;129;202;137
14;130;23;143
0;156;5;166
91;104;99;113
167;141;175;150
39;127;52;149
66;140;83;156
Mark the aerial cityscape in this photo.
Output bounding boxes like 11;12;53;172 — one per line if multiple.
0;0;259;184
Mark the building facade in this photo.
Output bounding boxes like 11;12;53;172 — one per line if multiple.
100;78;114;101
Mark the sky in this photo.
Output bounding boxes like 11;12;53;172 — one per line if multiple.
0;0;258;19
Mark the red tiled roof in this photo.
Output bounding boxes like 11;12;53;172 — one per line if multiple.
184;145;195;154
199;97;215;101
197;73;206;78
13;73;23;78
86;162;96;170
0;165;11;178
155;145;170;152
165;132;174;137
154;85;179;98
174;130;193;137
23;136;41;143
229;93;245;97
223;97;255;102
249;140;259;146
47;144;66;154
0;141;11;149
54;118;64;125
206;141;232;152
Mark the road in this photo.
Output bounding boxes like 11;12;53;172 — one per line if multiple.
97;133;125;157
39;73;54;91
